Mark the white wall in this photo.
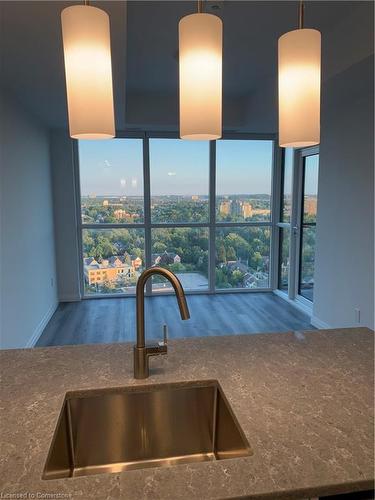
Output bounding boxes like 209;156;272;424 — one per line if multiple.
313;55;374;329
0;92;58;348
50;130;81;302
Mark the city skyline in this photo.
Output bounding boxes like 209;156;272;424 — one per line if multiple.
81;193;278;198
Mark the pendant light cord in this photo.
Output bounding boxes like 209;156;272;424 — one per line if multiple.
298;0;304;29
197;0;203;14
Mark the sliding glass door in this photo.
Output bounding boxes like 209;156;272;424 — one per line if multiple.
277;148;293;294
298;153;319;301
277;146;319;305
77;134;275;297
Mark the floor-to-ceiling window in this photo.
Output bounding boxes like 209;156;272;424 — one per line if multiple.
79;138;145;295
149;138;209;292
215;139;273;289
77;134;275;296
277;146;319;305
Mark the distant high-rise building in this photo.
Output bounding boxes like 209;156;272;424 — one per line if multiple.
102;199;109;207
191;195;199;201
231;200;242;216
219;200;231;215
242;202;253;218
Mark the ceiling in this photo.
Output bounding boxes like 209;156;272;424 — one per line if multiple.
126;0;357;95
0;1;371;131
1;1;127;129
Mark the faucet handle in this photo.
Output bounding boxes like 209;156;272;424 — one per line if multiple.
158;324;168;347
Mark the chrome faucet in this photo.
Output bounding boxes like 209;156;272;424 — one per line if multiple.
133;267;190;379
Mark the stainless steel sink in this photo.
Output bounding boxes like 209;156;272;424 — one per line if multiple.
43;380;251;479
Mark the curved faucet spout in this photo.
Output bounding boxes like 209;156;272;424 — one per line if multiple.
135;266;190;350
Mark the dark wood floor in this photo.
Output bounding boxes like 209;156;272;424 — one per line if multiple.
36;292;314;347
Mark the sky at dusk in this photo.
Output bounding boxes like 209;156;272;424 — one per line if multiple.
216;140;272;195
78;138;312;197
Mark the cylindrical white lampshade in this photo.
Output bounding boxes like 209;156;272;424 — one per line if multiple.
278;28;321;148
61;5;115;139
179;13;222;140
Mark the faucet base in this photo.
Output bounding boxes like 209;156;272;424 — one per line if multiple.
133;343;168;379
133;346;149;379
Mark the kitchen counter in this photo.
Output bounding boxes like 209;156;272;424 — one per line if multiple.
1;327;374;499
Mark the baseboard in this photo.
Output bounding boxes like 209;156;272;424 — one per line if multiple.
274;291;337;329
26;302;58;348
310;315;331;329
59;294;81;302
273;289;313;316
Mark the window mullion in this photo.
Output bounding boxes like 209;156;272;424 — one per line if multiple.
73;139;85;299
143;134;152;295
209;140;216;293
270;141;283;290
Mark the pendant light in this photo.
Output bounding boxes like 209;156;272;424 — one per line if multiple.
179;0;223;140
278;1;321;148
61;2;115;139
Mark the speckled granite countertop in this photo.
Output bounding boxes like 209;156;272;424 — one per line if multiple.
1;327;374;499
